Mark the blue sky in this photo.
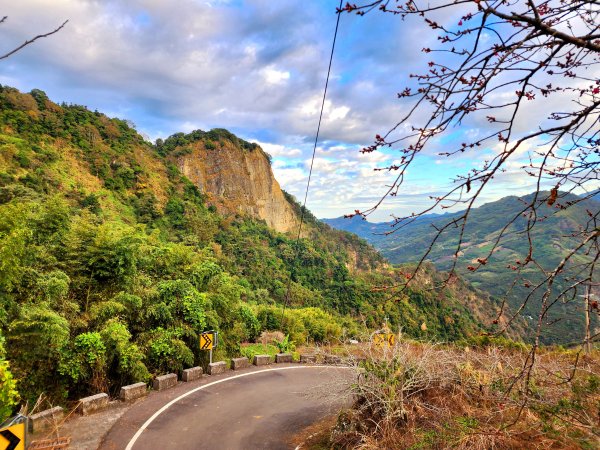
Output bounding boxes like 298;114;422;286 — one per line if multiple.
0;0;571;221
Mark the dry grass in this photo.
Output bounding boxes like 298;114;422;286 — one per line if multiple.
259;330;285;346
291;415;340;449
321;341;599;449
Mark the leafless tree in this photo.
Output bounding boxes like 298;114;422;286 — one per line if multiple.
340;0;599;380
0;16;67;60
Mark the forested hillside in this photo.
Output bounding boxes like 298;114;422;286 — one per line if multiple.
0;86;492;412
325;192;600;344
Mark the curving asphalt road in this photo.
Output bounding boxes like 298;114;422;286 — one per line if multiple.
100;365;354;450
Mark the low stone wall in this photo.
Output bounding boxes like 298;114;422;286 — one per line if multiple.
253;355;271;366
27;360;322;424
78;393;109;415
119;382;147;401
300;354;317;364
29;406;64;433
275;353;293;363
182;366;203;382
153;373;178;391
231;357;250;370
324;355;342;365
208;361;228;375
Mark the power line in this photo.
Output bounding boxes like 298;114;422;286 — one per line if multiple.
281;0;343;323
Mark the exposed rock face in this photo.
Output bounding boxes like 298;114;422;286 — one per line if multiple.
176;140;299;233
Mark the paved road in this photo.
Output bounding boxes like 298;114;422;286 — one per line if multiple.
100;365;353;450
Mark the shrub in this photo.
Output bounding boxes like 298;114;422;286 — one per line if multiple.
331;342;600;449
60;332;107;393
238;304;260;342
100;320;149;388
0;335;19;422
81;193;101;214
138;328;194;375
8;305;70;403
274;334;295;353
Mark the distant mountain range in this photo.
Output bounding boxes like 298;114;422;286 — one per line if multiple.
324;191;600;344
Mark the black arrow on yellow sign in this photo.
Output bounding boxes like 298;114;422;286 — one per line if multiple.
200;333;213;350
0;429;21;450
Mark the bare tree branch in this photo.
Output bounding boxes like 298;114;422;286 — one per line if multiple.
340;1;600;417
0;18;68;61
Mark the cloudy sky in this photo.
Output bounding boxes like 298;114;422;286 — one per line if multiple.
0;0;582;221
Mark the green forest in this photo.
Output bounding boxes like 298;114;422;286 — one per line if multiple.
0;86;490;416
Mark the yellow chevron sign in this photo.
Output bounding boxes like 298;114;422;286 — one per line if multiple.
199;332;215;350
0;422;25;450
373;333;395;347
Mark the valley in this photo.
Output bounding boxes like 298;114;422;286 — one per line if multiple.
325;191;600;344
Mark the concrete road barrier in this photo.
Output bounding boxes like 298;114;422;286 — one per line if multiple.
120;382;148;401
275;353;293;363
300;354;317;363
78;393;109;415
153;373;178;391
182;367;203;382
324;355;342;365
29;406;64;433
253;355;271;366
231;357;250;370
208;361;228;375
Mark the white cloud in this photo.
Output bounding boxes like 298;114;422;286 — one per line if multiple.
254;141;302;158
3;0;591;221
271;166;306;185
329;105;349;120
261;66;290;84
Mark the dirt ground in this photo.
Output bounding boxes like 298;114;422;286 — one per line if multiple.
29;400;136;450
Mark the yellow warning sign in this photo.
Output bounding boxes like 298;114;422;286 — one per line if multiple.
199;332;215;350
0;422;25;450
373;333;396;347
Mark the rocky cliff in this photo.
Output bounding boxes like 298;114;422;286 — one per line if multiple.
173;136;299;233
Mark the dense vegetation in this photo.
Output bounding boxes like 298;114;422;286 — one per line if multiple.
155;127;260;157
0;86;488;416
325;193;600;344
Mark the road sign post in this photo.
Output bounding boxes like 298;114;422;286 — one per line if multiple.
199;331;218;364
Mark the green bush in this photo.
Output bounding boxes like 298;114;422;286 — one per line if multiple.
240;343;278;360
8;305;70;403
60;332;107;392
139;328;194;375
100;320;149;388
0;335;19;422
238;304;260;341
157;280;207;331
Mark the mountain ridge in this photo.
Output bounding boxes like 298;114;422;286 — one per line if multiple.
157;129;300;233
324;191;600;344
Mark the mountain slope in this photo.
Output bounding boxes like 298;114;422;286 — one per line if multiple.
325;193;600;344
156;129;299;233
0;86;497;408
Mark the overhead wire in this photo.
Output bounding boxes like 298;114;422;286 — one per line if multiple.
281;0;344;323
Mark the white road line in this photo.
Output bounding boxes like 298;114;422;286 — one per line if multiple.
125;365;350;450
